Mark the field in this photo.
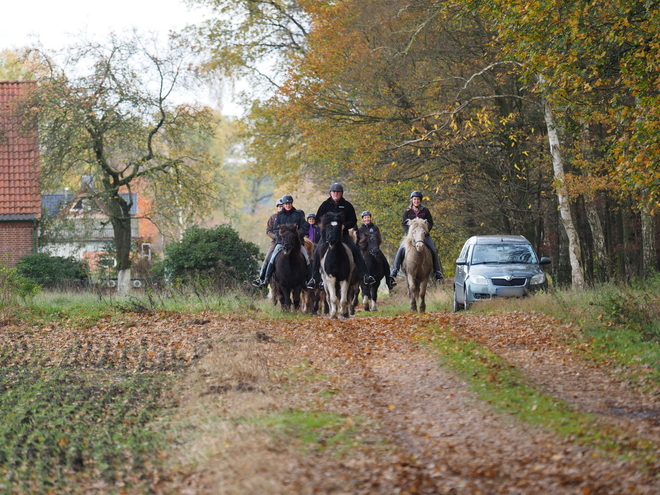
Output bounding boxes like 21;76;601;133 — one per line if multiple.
1;280;660;493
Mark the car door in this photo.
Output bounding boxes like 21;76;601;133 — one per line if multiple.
454;241;471;302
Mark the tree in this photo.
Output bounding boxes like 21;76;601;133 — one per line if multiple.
20;33;223;294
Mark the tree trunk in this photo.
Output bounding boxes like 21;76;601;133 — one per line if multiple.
585;199;611;283
543;98;585;289
108;191;134;295
641;205;657;278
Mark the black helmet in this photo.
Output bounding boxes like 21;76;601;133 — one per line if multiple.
361;211;371;217
282;194;294;203
329;183;344;193
307;213;315;219
276;198;283;206
410;190;423;199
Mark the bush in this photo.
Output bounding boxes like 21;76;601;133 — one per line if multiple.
0;262;40;307
16;253;89;289
164;225;261;285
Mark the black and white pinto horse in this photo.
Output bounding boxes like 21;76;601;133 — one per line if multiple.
357;231;385;311
401;218;433;313
319;212;356;319
271;224;307;311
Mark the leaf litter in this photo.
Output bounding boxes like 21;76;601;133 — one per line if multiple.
2;309;660;494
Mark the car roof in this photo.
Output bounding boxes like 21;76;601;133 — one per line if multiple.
468;235;531;244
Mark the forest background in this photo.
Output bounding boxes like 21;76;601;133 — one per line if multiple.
3;0;660;288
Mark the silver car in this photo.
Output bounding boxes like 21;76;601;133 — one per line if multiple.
453;235;551;312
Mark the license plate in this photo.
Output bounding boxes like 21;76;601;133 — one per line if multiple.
496;287;525;297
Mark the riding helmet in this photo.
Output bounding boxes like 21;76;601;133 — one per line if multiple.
307;213;315;219
361;211;371;217
410;190;423;199
329;183;344;193
281;194;294;203
276;198;283;206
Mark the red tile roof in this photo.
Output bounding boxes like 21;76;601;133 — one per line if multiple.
0;81;40;220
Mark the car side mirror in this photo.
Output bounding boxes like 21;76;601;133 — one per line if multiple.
455;258;467;266
540;257;551;265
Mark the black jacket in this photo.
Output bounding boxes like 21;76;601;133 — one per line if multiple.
273;207;309;241
316;196;358;232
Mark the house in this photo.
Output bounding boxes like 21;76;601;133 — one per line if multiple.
41;177;162;273
0;81;40;267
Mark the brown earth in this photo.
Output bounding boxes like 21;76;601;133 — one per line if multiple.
148;309;660;495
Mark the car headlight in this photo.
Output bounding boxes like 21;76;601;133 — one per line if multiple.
469;275;488;285
530;273;545;285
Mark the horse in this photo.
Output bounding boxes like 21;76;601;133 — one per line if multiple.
357;231;385;311
271;224;307;311
319;212;356;319
401;218;433;313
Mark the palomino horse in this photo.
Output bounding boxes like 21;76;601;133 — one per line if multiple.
357;231;385;311
271;224;307;311
401;218;433;312
319;212;355;319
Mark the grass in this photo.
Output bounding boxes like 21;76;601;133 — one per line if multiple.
425;324;660;465
245;410;365;455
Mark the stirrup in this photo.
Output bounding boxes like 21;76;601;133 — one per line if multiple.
364;275;376;285
252;278;264;287
388;278;397;289
306;278;316;289
435;271;444;281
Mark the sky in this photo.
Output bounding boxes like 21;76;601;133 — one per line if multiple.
1;0;243;114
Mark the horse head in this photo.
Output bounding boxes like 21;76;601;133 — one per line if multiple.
279;224;301;255
321;212;345;246
365;232;381;256
406;218;429;252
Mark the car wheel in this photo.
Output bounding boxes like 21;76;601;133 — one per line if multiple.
453;288;462;312
463;286;471;311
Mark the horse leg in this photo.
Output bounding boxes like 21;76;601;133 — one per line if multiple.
325;277;338;319
371;285;378;312
293;288;301;311
339;281;350;318
419;280;428;313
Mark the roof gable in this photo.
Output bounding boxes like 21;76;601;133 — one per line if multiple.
0;81;41;220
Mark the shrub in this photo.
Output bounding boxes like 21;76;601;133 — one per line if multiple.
0;261;40;307
16;253;89;289
164;225;261;285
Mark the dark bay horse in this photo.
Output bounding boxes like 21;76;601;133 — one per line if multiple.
272;224;307;311
357;231;385;311
319;212;355;319
401;218;433;313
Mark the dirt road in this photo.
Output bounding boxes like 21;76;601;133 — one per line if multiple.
160;310;660;494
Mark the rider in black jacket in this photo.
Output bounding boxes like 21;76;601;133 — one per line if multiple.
306;183;376;289
252;194;310;287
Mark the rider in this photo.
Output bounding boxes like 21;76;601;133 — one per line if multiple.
306;213;321;244
357;211;397;290
252;198;284;287
390;190;444;281
306;183;376;289
252;195;310;288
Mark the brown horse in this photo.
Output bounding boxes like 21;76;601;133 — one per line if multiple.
401;218;433;312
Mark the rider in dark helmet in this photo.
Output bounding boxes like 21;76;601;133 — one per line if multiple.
306;183;376;289
357;211;397;290
252;198;284;287
390;190;444;281
252;195;310;288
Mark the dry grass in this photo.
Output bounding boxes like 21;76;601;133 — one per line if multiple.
157;328;313;495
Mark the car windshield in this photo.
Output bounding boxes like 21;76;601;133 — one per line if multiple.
470;243;538;264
